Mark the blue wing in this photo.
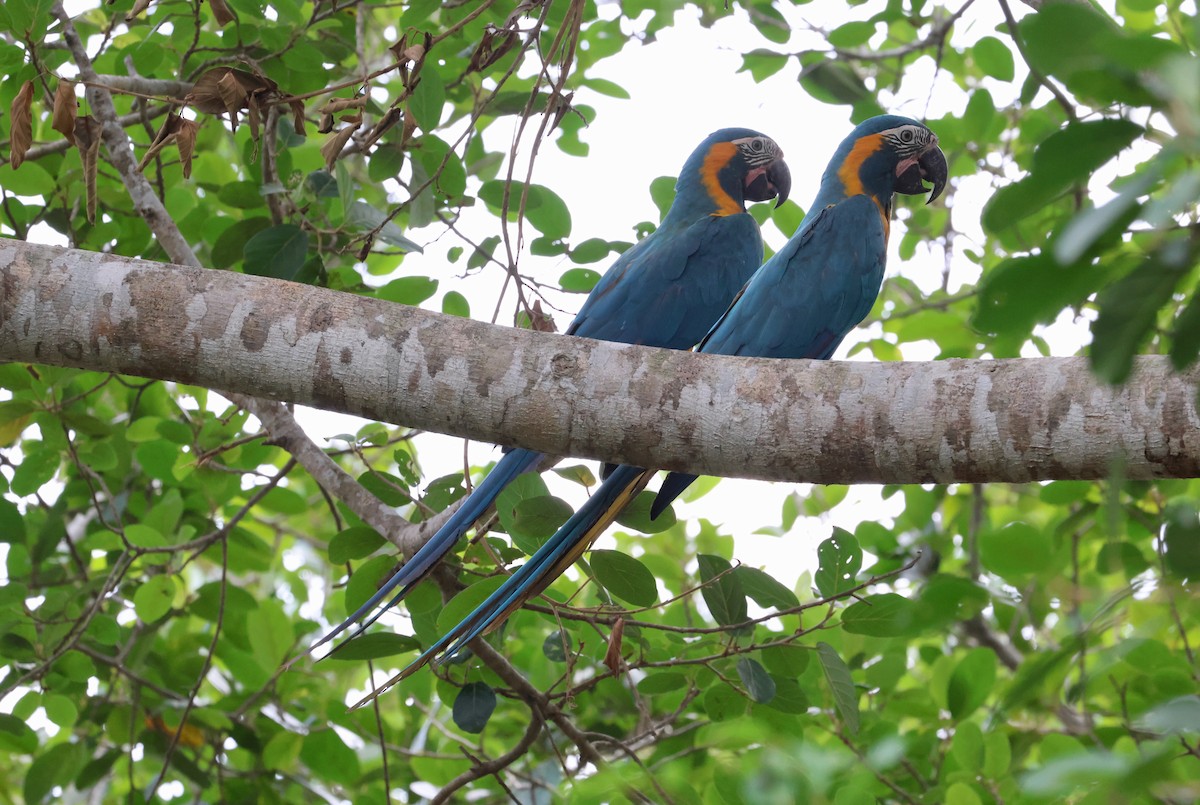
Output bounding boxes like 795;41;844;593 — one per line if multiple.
652;195;887;515
304;212;763;662
569;212;764;349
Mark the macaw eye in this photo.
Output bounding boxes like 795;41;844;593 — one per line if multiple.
900;128;915;143
748;138;766;153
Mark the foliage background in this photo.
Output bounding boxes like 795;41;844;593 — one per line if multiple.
1;0;1198;802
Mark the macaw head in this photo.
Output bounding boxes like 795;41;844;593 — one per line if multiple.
675;128;792;219
826;115;948;209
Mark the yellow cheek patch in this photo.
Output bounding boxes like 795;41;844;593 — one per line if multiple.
700;142;744;217
836;132;883;198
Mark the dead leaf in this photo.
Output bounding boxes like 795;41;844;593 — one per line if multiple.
208;0;235;26
604;617;626;676
9;81;34;169
126;0;153;20
469;25;519;73
528;300;557;334
320;121;359;171
74;116;104;224
318;96;367;115
51;80;77;145
216;70;248;133
289;100;306;136
176;119;198;178
358;107;402;152
138;112;183;170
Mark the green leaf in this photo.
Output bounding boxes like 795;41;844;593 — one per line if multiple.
737;657;776;703
1162;502;1200;579
948;648;997;720
972;36;1014;81
1136;695;1200;735
638;672;688;695
827;21;875;48
552;464;596;487
0;713;37;754
703;683;746;722
590;549;658;607
581;77;630;99
814;528;862;598
437;577;506;636
983;119;1142;233
24;741;88;804
569;237;611;264
801;59;870;106
134;575;177;622
841;593;915;637
345;201;424;252
697;554;747;628
409;67;446;130
1092;253;1190;383
978;521;1053;580
262;730;303;771
377;276;439;306
509;495;573;551
300;729;359;786
328;526;385;564
442;291;470;318
817;642;859;734
325;632;419;661
218;180;266;209
732;566;799;610
560;268;601;293
453;682;497;734
542;630;569;662
495;472;551;550
248;599;293;671
243;224;309;280
614;490;676;534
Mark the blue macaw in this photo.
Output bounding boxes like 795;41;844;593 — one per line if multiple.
360;115;947;692
306;129;791;656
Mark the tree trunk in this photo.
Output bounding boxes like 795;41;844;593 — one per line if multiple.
3;239;1197;484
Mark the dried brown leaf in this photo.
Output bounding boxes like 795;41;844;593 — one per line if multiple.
358;107;402;153
138;112;183;171
318;96;367;116
604;617;626;676
289;100;306;136
187;68;275;114
469;26;518;73
176;119;199;178
317;112;334;134
528;300;557;333
9;81;34;170
126;0;153;20
74;116;104;224
320;124;358;172
208;0;235;26
51;80;77;146
216;70;247;133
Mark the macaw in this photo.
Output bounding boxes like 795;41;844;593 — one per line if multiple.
306;129;791;656
359;114;948;693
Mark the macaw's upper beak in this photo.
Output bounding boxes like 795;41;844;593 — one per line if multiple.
895;142;948;204
744;158;792;207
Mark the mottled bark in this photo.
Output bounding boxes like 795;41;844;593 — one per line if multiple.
3;240;1198;484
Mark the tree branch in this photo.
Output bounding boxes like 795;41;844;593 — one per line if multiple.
2;240;1198;485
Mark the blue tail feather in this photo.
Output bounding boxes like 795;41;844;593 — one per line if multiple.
307;449;543;658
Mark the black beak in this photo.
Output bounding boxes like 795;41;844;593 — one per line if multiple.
895;144;948;204
744;158;792;207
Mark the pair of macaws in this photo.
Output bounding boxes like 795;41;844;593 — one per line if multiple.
311;115;947;694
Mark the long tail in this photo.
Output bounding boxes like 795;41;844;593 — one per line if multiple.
351;464;654;708
298;449;544;662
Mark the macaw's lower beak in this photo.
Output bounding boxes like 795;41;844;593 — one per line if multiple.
745;158;792;207
895;144;948;204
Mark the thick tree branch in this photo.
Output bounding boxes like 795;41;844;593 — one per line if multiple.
2;240;1198;485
